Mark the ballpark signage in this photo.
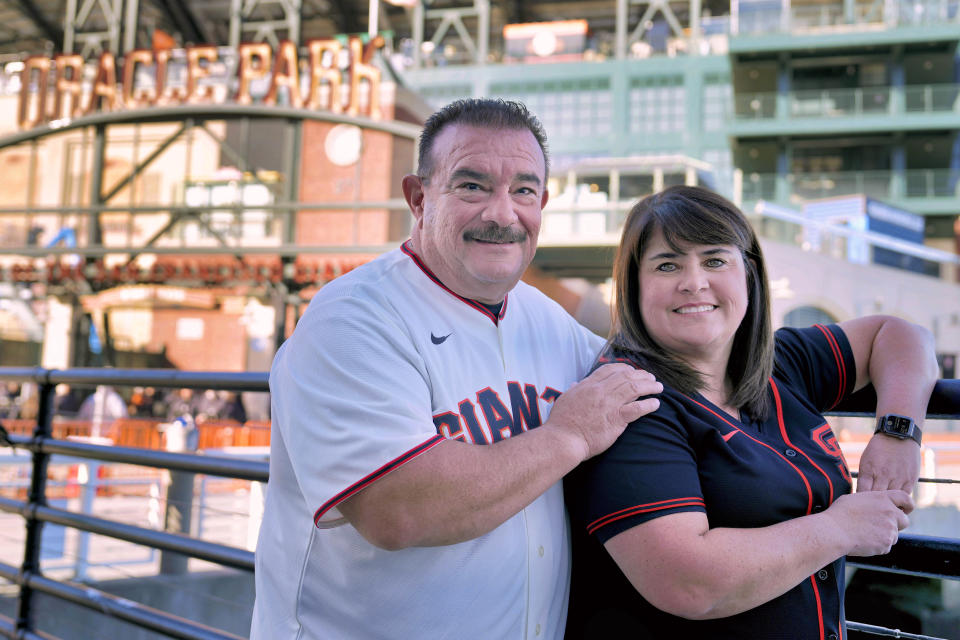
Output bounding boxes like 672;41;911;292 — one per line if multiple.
17;35;385;130
4;256;370;286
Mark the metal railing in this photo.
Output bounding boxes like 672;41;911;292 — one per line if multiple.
0;367;957;639
0;368;269;640
733;0;960;36
740;169;960;203
733;83;960;121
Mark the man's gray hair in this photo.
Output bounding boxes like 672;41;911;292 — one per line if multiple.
417;98;549;181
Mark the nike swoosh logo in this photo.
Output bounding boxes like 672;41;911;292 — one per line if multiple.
431;332;452;345
722;431;738;442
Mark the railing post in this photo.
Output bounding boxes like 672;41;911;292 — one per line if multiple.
73;459;100;581
16;372;54;636
159;415;198;575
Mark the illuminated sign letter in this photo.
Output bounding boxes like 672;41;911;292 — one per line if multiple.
236;43;272;105
265;40;303;107
17;56;51;129
53;54;84;119
85;52;119;114
347;35;384;119
154;47;172;104
305;39;342;112
187;45;218;103
122;49;155;108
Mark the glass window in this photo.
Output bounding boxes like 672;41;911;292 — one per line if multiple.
703;75;732;132
629;76;685;134
490;78;613;139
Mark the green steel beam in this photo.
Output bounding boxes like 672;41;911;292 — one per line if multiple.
728;112;960;138
729;25;960;56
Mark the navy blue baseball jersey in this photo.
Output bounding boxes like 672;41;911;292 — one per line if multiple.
565;324;856;640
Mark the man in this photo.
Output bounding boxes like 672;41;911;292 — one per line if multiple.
250;99;662;639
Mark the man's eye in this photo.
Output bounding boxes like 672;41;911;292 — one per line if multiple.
461;183;482;191
516;187;536;195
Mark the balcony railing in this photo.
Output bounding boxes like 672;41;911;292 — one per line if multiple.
740;169;960;203
734;84;960;121
733;0;960;36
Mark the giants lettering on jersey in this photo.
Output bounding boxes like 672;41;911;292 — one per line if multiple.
433;381;562;444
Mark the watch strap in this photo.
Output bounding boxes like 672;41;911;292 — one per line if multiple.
874;414;922;446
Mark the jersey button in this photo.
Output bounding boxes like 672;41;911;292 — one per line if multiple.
785;448;797;457
535;623;541;635
817;569;829;580
828;634;838;640
813;504;824;512
538;545;545;557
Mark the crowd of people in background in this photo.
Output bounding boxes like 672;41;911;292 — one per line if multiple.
0;381;247;425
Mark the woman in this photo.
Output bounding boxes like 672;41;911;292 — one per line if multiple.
565;185;939;639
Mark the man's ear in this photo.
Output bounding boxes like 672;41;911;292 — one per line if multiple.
402;174;425;222
540;187;549;210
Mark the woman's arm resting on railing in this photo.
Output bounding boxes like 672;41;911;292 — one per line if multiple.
838;316;939;493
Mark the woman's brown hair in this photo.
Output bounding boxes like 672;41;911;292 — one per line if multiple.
611;185;774;419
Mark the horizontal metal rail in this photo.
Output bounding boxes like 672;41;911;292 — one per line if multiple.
5;434;269;482
0;199;410;215
0;561;243;640
0;617;55;640
0;496;254;572
0;367;268;391
3;368;957;410
849;533;960;580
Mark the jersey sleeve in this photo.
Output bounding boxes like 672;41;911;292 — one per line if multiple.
269;292;442;526
567;395;705;544
773;324;856;413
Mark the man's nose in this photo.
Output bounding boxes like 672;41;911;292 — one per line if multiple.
481;188;519;226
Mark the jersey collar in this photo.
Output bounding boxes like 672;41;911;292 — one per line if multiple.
401;240;508;325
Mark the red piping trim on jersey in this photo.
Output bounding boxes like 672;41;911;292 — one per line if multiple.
313;435;445;526
401;241;505;325
586;497;706;535
688;397;815;511
810;574;826;640
771;379;834;507
814;324;846;410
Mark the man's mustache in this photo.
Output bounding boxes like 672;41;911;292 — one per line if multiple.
463;224;527;243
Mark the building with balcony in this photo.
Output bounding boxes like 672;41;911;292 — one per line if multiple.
394;0;960;257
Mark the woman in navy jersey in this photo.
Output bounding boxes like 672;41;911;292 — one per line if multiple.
565;185;939;640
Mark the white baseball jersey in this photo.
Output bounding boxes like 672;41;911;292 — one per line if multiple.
251;241;603;640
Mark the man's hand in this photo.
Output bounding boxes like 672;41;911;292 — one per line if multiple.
856;434;921;494
547;363;662;461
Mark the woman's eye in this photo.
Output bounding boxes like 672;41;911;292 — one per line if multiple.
655;263;677;272
705;258;726;268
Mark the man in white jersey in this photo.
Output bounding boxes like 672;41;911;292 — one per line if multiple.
250;98;662;640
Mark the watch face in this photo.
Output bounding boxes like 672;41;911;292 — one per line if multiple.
885;416;910;435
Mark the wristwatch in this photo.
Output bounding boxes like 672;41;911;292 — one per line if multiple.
874;414;922;446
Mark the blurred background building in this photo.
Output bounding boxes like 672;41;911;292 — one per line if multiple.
0;0;956;380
